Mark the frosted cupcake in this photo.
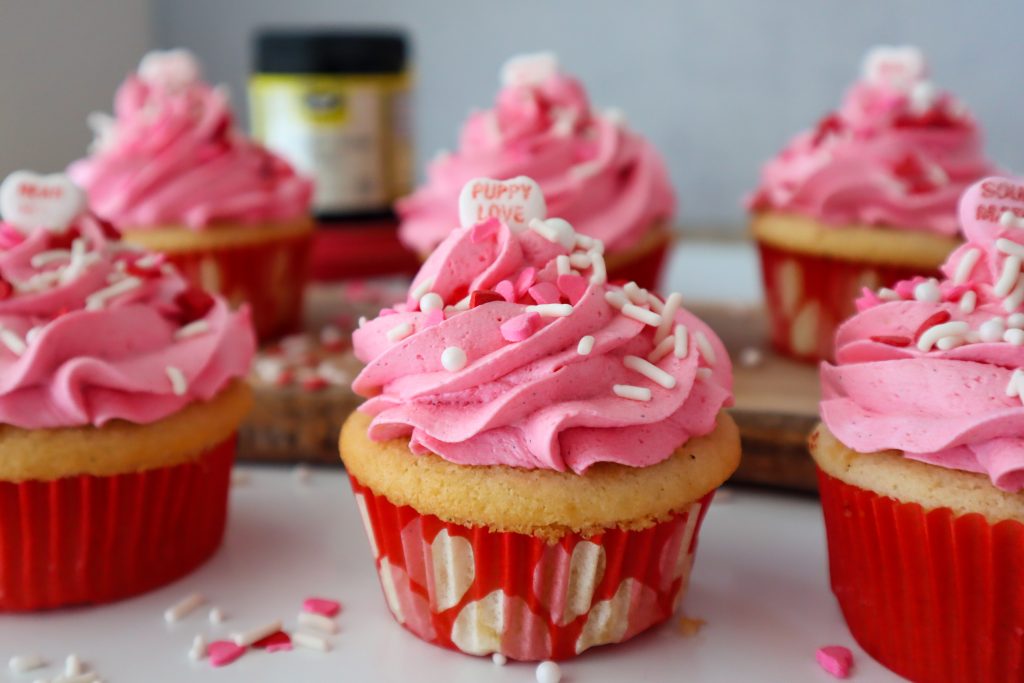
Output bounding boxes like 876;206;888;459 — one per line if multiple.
69;49;313;341
398;52;676;291
812;176;1024;682
0;171;254;611
342;177;738;660
749;46;997;361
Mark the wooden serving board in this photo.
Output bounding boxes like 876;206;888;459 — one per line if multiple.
240;288;822;492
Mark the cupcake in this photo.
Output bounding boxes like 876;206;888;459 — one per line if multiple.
341;177;738;660
69;49;314;342
811;176;1024;681
0;170;254;611
397;52;676;291
748;45;998;361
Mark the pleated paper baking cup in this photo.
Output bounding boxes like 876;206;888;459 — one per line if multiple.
758;241;934;362
164;231;311;342
606;236;670;293
349;474;713;661
0;436;236;612
817;468;1024;683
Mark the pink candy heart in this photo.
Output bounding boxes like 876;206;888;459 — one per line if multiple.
208;640;246;668
501;312;541;342
303;597;342;618
557;274;588;305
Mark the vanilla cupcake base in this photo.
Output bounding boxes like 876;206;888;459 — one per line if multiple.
809;424;1024;683
340;410;739;660
752;212;959;362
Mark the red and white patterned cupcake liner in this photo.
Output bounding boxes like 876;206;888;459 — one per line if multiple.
0;436;235;612
165;231;311;343
349;474;713;660
758;242;936;362
818;468;1024;683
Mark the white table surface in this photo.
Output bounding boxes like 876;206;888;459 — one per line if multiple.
0;464;902;683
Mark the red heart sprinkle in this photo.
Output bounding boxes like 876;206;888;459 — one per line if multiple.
870;335;912;347
252;630;291;651
174;287;215;324
208;641;245;668
913;310;951;342
470;290;504;308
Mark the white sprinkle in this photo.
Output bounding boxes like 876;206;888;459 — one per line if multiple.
674;324;689;358
253;357;287;384
529;217;577;249
654;293;683;344
166;366;187;396
877;287;899;301
292;631;332;652
527;303;574;317
232;620;283;647
575;234;597;250
297;611;339;635
696;367;713;380
85;275;142;310
419;292;444;312
9;655;45;674
1006;328;1024;346
739;347;764;368
1006;275;1024;312
959;290;977;314
953;248;981;285
913;279;941;303
189;635;207;661
604;290;628;310
588;250;607;285
0;328;27;356
409;278;435;301
694;331;717;365
31;249;71;267
316;360;351;386
1010;313;1024;329
441;346;467;372
320;324;344;347
1018;216;1024;230
577;335;595;355
997;238;1024;259
623;282;647;305
164;592;205;623
569;253;592;269
1007;369;1024;397
209;607;226;625
936;336;962;351
621;303;662;327
59;239;90;285
613;384;652;401
453;294;471;311
648;335;675;363
645;291;664;313
279;333;312;358
536;660;562;683
65;654;83;677
995;257;1022;297
556;254;571;276
492;653;508;666
917;321;969;352
174;319;210;340
624;355;676;389
980;317;1006;342
386;322;413;342
1001;211;1018;227
358;316;367;328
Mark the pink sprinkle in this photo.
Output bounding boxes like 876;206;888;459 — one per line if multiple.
253;630;292;652
894;276;928;299
515;267;537;296
422;308;445;328
471;217;501;243
944;284;971;302
0;224;26;249
501;312;541;342
208;640;246;668
303;597;342;618
816;646;853;679
528;282;561;305
854;287;881;312
557;274;588;305
495;280;516;303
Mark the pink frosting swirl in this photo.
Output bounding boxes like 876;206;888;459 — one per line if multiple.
0;211;255;429
397;54;675;254
822;177;1024;491
352;215;731;473
749;48;997;236
68;50;311;230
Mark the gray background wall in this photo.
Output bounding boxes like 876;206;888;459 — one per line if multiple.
3;1;1021;235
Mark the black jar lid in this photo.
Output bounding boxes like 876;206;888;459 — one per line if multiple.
254;29;408;75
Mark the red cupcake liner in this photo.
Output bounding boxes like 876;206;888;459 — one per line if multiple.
348;473;713;661
758;242;936;362
817;468;1024;683
310;221;420;282
0;436;236;612
165;232;311;342
607;239;670;293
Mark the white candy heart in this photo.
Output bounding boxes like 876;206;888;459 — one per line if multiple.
500;52;559;88
862;45;927;91
458;177;546;231
0;172;85;234
138;48;202;91
959;176;1024;242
